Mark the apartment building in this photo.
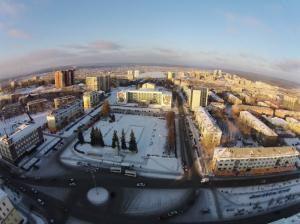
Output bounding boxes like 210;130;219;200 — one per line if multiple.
83;91;102;110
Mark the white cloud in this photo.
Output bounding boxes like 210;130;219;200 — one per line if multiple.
0;0;25;17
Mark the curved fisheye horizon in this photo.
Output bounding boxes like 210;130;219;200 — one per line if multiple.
1;1;300;224
0;0;299;84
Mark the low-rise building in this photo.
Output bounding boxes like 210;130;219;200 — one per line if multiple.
83;91;102;110
54;95;77;109
0;189;23;223
239;111;278;146
0;122;44;162
195;107;222;150
47;100;84;132
26;98;48;113
117;86;172;110
212;146;299;176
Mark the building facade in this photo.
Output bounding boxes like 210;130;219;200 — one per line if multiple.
117;86;172;109
54;95;77;109
47;100;84;132
212;146;299;176
26;98;48;113
189;87;208;110
195;107;222;150
239;111;278;146
0;189;23;224
86;75;110;92
54;69;75;88
83;91;102;110
0;122;44;162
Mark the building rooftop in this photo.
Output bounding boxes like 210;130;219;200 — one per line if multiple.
214;146;299;159
240;111;278;137
0;121;40;143
195;107;222;133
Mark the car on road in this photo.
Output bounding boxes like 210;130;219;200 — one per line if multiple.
136;182;146;187
37;198;44;206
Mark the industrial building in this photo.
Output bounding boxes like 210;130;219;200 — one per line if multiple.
212;146;299;176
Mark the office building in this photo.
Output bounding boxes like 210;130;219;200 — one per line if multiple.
54;95;77;109
0;122;44;162
212;146;299;176
0;189;23;223
54;69;75;88
83;91;102;110
117;85;172;109
47;100;84;132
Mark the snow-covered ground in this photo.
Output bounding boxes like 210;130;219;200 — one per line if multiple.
215;177;300;220
61;113;183;178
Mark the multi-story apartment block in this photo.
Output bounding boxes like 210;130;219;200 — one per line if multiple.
127;70;139;81
195;107;222;149
47;100;84;132
26;98;48;113
225;93;242;105
86;75;110;92
275;109;300;120
54;69;75;88
167;71;175;80
0;122;44;162
83;91;102;110
239;111;278;146
286;117;300;135
234;105;274;116
212;146;299;176
54;95;77;109
189;87;208;110
0;189;23;223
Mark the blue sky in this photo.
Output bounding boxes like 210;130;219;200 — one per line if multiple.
0;0;299;81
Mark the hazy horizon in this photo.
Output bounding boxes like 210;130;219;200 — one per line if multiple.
0;0;299;83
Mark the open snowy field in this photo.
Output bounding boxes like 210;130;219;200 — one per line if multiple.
61;112;183;178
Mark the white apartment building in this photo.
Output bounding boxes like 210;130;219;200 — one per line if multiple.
0;122;44;162
0;189;23;224
195;107;222;147
47;100;84;132
239;111;278;145
226;93;242;105
83;91;102;110
213;146;299;176
286;117;300;135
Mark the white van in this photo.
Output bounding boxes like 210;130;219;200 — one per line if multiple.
110;166;121;173
124;169;137;178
